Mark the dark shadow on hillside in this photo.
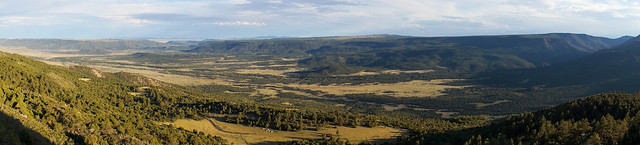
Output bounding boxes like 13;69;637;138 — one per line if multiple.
0;111;53;145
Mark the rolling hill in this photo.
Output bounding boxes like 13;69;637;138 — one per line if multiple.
487;35;640;92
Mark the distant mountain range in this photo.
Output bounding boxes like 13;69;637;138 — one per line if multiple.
187;33;640;96
0;39;167;54
187;33;632;73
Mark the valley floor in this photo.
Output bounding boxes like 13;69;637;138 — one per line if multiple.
161;117;404;145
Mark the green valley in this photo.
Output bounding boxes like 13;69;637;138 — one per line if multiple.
2;33;640;144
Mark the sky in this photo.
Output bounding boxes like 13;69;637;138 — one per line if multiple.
0;0;639;39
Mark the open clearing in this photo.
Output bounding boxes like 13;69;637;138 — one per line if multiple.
87;65;222;86
0;46;94;59
382;104;408;111
236;68;303;77
21;49;462;98
278;79;468;98
470;100;510;108
0;46;140;59
161;118;405;145
335;70;434;77
435;109;460;118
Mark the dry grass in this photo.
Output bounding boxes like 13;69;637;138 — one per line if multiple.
334;71;380;76
87;65;221;86
255;88;279;96
277;79;467;98
335;70;434;76
278;89;319;98
382;104;408;111
381;70;434;74
91;69;104;78
92;59;137;65
128;92;142;96
173;68;195;72
200;60;270;65
0;46;94;59
413;108;434;111
470;100;510;108
236;68;303;77
435;109;460;118
247;64;297;68
161;118;405;145
281;58;297;61
0;46;138;59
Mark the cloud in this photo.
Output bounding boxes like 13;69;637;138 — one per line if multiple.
131;13;221;22
210;21;266;26
0;0;639;38
237;0;362;15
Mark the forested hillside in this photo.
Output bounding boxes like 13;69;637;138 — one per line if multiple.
0;51;225;144
485;35;640;91
397;92;640;145
544;35;640;86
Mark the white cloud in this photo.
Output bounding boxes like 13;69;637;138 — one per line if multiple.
0;0;639;38
210;21;266;26
101;16;154;25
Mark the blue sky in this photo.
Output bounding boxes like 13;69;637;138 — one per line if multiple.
0;0;639;38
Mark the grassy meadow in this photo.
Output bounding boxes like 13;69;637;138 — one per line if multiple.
161;118;405;145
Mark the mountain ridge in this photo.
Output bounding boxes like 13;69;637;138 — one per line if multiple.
494;34;640;87
186;33;629;73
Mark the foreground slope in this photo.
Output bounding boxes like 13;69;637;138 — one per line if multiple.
399;92;640;145
0;51;224;144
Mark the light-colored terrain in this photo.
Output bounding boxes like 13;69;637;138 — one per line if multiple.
278;79;467;98
0;46;90;59
4;47;465;98
236;68;303;77
87;65;221;86
0;46;138;59
335;70;434;76
470;100;510;108
161;118;405;145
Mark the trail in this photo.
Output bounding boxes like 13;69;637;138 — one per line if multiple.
206;118;251;135
207;119;251;145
